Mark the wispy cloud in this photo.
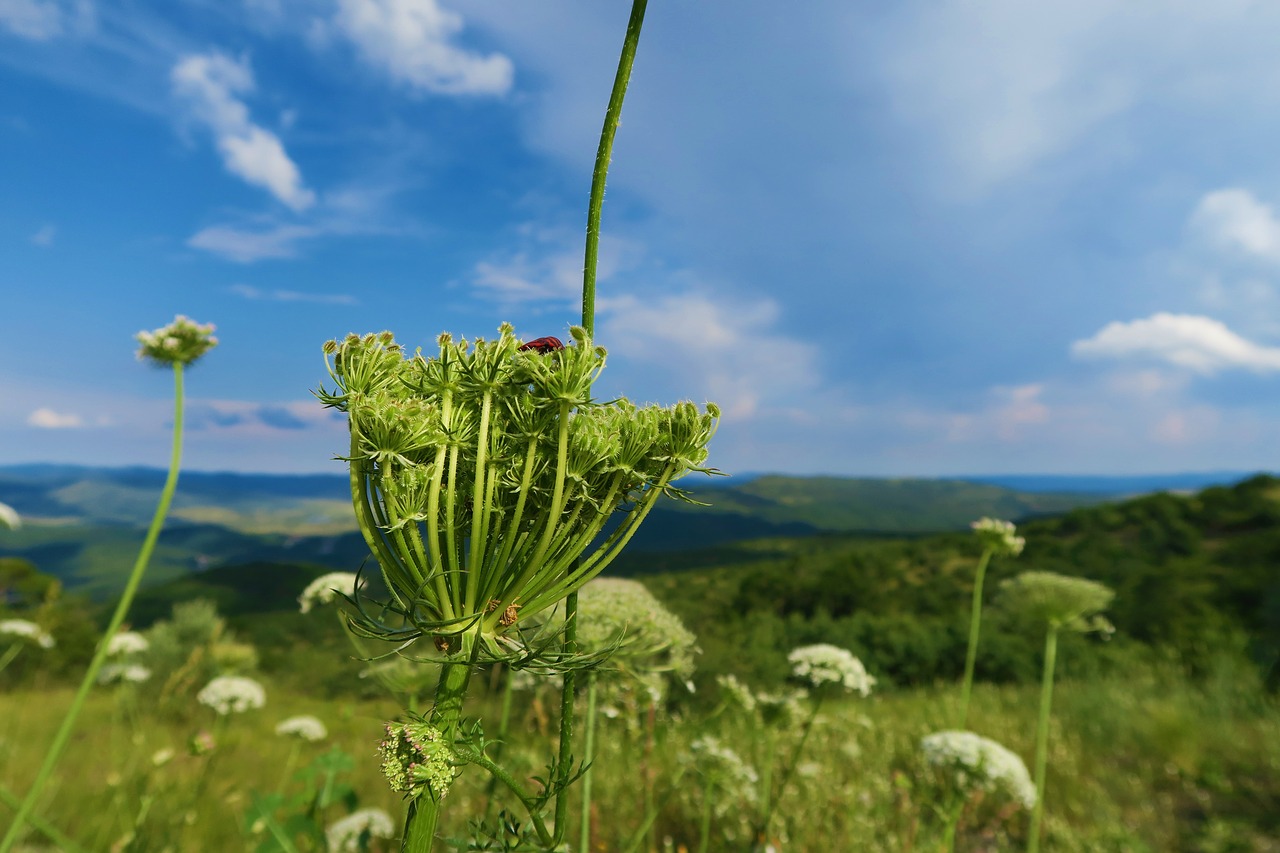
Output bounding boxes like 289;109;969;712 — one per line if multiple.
1189;188;1280;264
472;227;631;303
28;223;55;246
187;223;317;262
1072;312;1280;374
0;0;92;41
328;0;513;96
171;51;315;211
185;399;337;434
27;407;84;428
229;283;357;305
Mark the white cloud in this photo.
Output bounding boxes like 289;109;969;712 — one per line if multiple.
171;52;315;211
1189;188;1280;263
28;407;83;428
29;223;55;246
229;283;357;305
331;0;513;96
1072;312;1280;374
600;291;818;420
187;223;317;262
0;0;91;41
472;227;633;303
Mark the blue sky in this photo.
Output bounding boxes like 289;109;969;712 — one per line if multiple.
4;0;1280;477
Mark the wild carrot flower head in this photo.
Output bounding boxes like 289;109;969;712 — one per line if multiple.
325;808;396;852
197;675;266;715
378;720;457;800
0;619;55;649
97;664;152;685
276;714;328;742
106;631;149;657
998;570;1114;633
921;730;1037;809
788;644;876;696
135;315;218;367
298;572;362;614
316;324;719;664
970;517;1025;557
685;735;759;811
0;501;20;530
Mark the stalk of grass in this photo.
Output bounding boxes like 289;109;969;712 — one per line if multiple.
0;362;189;853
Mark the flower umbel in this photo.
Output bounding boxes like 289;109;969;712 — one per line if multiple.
197;675;266;715
275;714;328;742
970;517;1026;557
298;571;363;614
106;631;149;657
788;644;876;696
135;314;218;367
0;619;55;649
998;571;1115;633
379;720;458;801
921;730;1037;810
326;808;396;853
316;324;719;662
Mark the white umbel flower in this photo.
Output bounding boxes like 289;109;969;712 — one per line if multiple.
0;501;20;530
98;664;152;684
106;631;149;657
325;807;395;852
299;572;362;614
197;675;266;715
921;730;1037;809
788;644;876;696
971;517;1026;557
276;714;328;742
0;619;54;649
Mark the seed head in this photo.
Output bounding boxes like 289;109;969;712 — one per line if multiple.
135;315;218;367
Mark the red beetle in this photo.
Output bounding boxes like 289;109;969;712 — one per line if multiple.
518;336;565;354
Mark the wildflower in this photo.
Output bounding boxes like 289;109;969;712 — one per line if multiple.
97;664;152;685
788;644;876;696
197;675;266;715
575;578;698;682
325;808;396;853
298;572;362;614
151;748;175;767
997;571;1114;633
105;631;149;657
189;730;216;756
379;720;457;800
921;730;1037;810
275;715;328;742
135;315;218;367
970;517;1026;557
685;735;759;814
0;619;54;649
0;501;19;530
717;674;758;713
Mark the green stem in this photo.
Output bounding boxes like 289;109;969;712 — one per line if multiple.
0;785;89;853
583;0;649;337
482;665;517;820
1027;626;1058;853
0;363;187;853
697;776;714;853
958;547;994;729
578;672;598;853
551;592;578;845
401;653;476;853
466;751;554;848
757;693;824;844
0;642;21;674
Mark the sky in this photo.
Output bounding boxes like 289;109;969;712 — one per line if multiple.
4;0;1280;477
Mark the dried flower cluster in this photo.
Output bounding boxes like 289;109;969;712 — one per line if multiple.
921;730;1037;809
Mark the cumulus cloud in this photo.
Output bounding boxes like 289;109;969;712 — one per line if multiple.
229;283;357;305
171;52;315;211
27;407;83;428
1189;188;1280;263
600;291;818;420
0;0;91;41
187;223;317;262
331;0;513;96
1072;312;1280;374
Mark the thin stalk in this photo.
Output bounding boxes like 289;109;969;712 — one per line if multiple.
0;785;89;853
467;751;554;848
0;364;188;853
578;672;599;853
958;547;994;729
1027;625;1058;853
465;392;494;613
551;592;578;845
401;654;475;853
0;642;21;674
696;776;715;853
583;0;650;336
757;694;824;844
482;665;518;820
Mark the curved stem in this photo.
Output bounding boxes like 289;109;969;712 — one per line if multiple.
1027;626;1058;853
0;363;187;853
583;0;649;336
958;547;994;729
466;751;554;848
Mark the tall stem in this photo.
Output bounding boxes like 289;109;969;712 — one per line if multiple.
757;694;824;845
0;364;187;853
1027;626;1058;853
582;0;649;336
958;547;994;729
551;594;577;845
401;657;475;853
578;672;599;853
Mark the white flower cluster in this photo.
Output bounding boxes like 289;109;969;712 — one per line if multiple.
325;807;396;852
106;631;149;657
135;314;218;367
920;730;1037;809
716;674;757;713
970;517;1026;557
687;735;759;813
98;664;152;684
298;572;362;614
0;501;20;530
276;714;328;742
575;578;699;683
788;644;876;696
998;570;1114;632
0;619;54;649
197;675;267;715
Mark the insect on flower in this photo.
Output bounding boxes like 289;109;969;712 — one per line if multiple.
517;336;565;354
